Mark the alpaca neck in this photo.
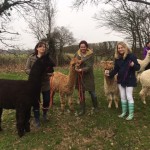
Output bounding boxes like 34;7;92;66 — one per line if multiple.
104;75;114;85
67;66;76;89
144;56;150;64
28;61;43;88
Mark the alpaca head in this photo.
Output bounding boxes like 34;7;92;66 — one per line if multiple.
41;53;56;74
100;61;114;70
69;58;79;69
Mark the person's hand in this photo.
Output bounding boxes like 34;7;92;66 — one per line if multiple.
105;70;110;76
75;68;82;72
130;61;134;67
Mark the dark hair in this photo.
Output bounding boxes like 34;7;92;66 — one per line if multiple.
79;40;88;48
146;41;150;47
33;41;46;55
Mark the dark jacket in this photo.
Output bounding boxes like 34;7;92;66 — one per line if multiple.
74;49;95;91
109;53;140;87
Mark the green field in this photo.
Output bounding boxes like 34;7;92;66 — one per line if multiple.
0;68;150;150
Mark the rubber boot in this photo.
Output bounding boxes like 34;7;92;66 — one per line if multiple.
43;109;49;122
91;95;98;109
78;101;86;116
34;110;40;127
90;92;99;112
126;103;134;120
118;101;127;118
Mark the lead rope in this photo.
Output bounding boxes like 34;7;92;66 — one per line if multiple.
123;60;132;81
77;71;84;102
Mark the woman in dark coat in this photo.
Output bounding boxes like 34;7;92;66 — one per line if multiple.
74;40;98;116
105;42;140;120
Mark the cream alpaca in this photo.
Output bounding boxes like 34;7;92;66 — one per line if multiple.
100;61;119;108
137;50;150;72
50;58;78;113
139;69;150;104
136;50;150;82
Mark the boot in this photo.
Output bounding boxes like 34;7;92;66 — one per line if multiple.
92;96;99;110
34;110;40;127
126;103;134;120
43;109;49;122
118;101;127;118
78;101;86;116
90;92;99;113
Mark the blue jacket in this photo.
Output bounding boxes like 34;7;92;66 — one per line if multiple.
109;53;140;87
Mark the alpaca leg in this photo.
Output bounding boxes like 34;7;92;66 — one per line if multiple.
16;109;25;137
68;95;74;112
24;108;31;132
114;95;119;108
33;100;40;127
0;108;3;131
108;95;112;108
139;88;147;104
60;93;66;113
50;91;55;106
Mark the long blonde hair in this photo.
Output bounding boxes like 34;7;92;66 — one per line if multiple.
114;42;132;59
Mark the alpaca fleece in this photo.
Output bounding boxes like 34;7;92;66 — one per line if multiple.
0;54;55;137
139;69;150;104
100;61;119;108
50;58;78;112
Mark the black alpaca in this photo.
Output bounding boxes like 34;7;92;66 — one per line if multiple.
0;54;55;137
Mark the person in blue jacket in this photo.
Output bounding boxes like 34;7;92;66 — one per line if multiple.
105;42;140;120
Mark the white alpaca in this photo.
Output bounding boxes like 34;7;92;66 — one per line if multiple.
139;69;150;104
136;50;150;82
137;50;150;72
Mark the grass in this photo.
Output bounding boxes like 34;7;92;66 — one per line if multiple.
0;67;150;150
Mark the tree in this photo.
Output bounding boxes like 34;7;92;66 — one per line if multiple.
0;0;42;17
26;0;57;59
73;0;150;7
52;26;76;65
0;0;42;47
93;0;150;53
26;1;76;64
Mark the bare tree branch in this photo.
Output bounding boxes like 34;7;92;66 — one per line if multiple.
72;0;150;7
128;0;150;5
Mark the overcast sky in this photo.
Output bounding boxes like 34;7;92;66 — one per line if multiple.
1;0;124;50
